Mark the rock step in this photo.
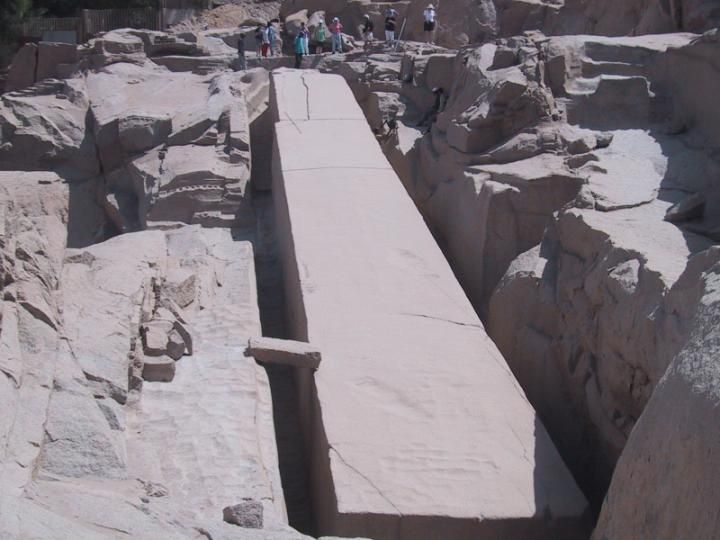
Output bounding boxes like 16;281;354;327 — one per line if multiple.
565;76;603;95
581;58;646;78
566;74;651;98
583;41;660;64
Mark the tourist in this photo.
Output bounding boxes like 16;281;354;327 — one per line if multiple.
362;14;374;50
313;20;327;54
267;21;276;56
254;25;264;55
294;32;305;68
300;22;310;55
313;19;327;54
237;33;247;70
330;17;344;54
384;9;397;45
261;23;271;57
423;4;436;44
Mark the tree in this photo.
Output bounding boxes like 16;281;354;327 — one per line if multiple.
33;0;160;17
0;0;34;36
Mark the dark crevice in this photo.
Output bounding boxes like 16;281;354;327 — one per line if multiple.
252;190;315;535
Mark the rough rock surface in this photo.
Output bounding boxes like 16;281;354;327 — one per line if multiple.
592;248;720;540
497;0;720;37
0;206;304;538
0;33;303;540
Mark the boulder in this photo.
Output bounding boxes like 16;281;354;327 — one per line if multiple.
142;320;175;357
285;9;309;36
593;248;720;540
222;500;263;528
36;42;79;81
307;10;326;32
92;30;145;55
664;192;706;223
141;355;176;382
6;44;38;92
0;79;99;179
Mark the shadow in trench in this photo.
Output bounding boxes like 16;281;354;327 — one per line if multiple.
252;190;315;535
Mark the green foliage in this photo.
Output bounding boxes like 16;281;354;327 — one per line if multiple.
33;0;160;17
0;0;35;43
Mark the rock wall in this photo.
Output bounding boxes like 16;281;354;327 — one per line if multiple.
592;248;720;539
497;0;720;37
486;30;720;505
0;34;306;539
277;0;720;50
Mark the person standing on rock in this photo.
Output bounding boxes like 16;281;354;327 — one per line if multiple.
237;33;247;70
423;4;436;44
267;21;277;57
313;19;327;54
294;32;305;68
260;23;271;57
384;9;397;45
330;17;344;54
254;25;264;55
362;14;375;50
300;22;310;55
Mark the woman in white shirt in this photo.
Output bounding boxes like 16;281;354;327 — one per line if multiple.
423;4;436;44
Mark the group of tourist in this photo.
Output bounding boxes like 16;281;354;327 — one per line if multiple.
253;20;283;58
237;4;439;68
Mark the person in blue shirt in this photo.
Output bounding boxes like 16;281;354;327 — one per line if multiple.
267;21;276;57
294;32;305;68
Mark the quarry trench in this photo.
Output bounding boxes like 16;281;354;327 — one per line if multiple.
252;189;316;535
245;68;593;539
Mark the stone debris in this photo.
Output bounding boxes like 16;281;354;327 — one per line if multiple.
223;499;265;528
142;355;177;382
246;336;322;369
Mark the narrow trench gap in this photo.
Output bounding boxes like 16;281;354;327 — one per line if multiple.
252;189;316;535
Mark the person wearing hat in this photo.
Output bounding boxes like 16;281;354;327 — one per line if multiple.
313;19;327;54
423;4;436;44
384;8;397;45
294;30;305;68
330;17;344;53
362;14;375;50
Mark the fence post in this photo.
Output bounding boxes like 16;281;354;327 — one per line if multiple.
81;10;89;42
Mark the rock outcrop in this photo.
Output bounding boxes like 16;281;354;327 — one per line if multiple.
0;32;302;539
592;248;720;540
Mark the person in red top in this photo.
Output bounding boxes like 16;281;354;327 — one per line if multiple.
330;17;344;53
